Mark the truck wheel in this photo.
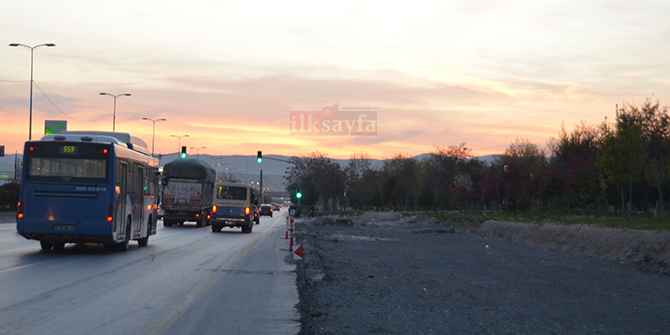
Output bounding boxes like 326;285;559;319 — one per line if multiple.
164;219;174;227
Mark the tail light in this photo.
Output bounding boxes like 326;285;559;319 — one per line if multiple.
207;214;211;219
254;212;258;218
17;201;24;220
245;207;250;215
107;205;114;223
196;213;200;218
212;206;217;213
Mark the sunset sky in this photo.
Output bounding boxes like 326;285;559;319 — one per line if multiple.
2;0;669;160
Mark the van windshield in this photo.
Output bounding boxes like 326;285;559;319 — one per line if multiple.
216;186;247;200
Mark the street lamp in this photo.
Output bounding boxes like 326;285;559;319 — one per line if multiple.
9;42;56;140
190;146;206;158
142;117;166;157
99;92;131;132
170;134;189;154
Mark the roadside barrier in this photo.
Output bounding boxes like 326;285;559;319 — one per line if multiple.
289;216;295;250
284;216;289;239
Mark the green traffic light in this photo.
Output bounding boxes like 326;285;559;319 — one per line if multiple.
181;153;186;158
296;192;302;198
257;157;262;163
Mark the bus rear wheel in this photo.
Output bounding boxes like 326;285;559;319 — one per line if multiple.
117;222;131;252
138;217;150;247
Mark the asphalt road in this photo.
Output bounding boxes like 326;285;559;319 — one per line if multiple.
0;208;299;335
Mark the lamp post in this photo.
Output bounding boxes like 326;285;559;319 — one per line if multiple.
142;117;166;157
170;134;189;154
190;146;206;158
99;92;131;132
9;42;56;140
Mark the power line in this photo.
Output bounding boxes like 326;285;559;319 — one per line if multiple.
32;81;111;126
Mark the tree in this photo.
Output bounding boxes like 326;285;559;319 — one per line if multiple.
547;121;601;215
0;182;19;211
421;143;475;210
598;114;646;222
284;151;346;211
498;138;547;218
382;154;419;210
346;152;381;210
645;158;667;219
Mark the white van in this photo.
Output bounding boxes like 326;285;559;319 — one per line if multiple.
210;182;258;233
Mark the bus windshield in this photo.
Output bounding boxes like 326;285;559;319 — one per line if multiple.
216;186;247;200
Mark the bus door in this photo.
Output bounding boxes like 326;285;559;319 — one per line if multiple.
116;162;128;241
136;167;145;237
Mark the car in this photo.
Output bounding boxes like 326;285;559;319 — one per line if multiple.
259;204;273;217
273;204;281;211
157;202;164;219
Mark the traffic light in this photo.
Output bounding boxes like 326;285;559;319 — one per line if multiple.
181;146;187;158
296;187;302;199
257;151;262;163
0;145;4;157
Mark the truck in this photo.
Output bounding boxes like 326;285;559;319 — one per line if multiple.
161;159;216;227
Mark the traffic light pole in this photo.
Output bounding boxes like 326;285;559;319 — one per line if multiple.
254;153;302;210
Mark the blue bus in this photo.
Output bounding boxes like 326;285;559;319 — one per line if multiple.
17;131;160;251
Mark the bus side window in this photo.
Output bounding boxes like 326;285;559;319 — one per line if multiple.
127;163;135;194
142;168;151;195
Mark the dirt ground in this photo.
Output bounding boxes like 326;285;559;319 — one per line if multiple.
294;212;670;334
347;212;670;274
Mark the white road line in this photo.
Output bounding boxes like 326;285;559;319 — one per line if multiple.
0;260;49;275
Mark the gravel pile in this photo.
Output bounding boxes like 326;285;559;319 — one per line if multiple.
294;213;670;334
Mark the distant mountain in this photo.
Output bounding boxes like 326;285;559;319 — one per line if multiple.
0;152;499;183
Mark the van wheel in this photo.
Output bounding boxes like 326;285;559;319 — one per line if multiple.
241;219;253;233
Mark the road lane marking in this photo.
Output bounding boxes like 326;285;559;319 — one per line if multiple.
0;260;50;274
